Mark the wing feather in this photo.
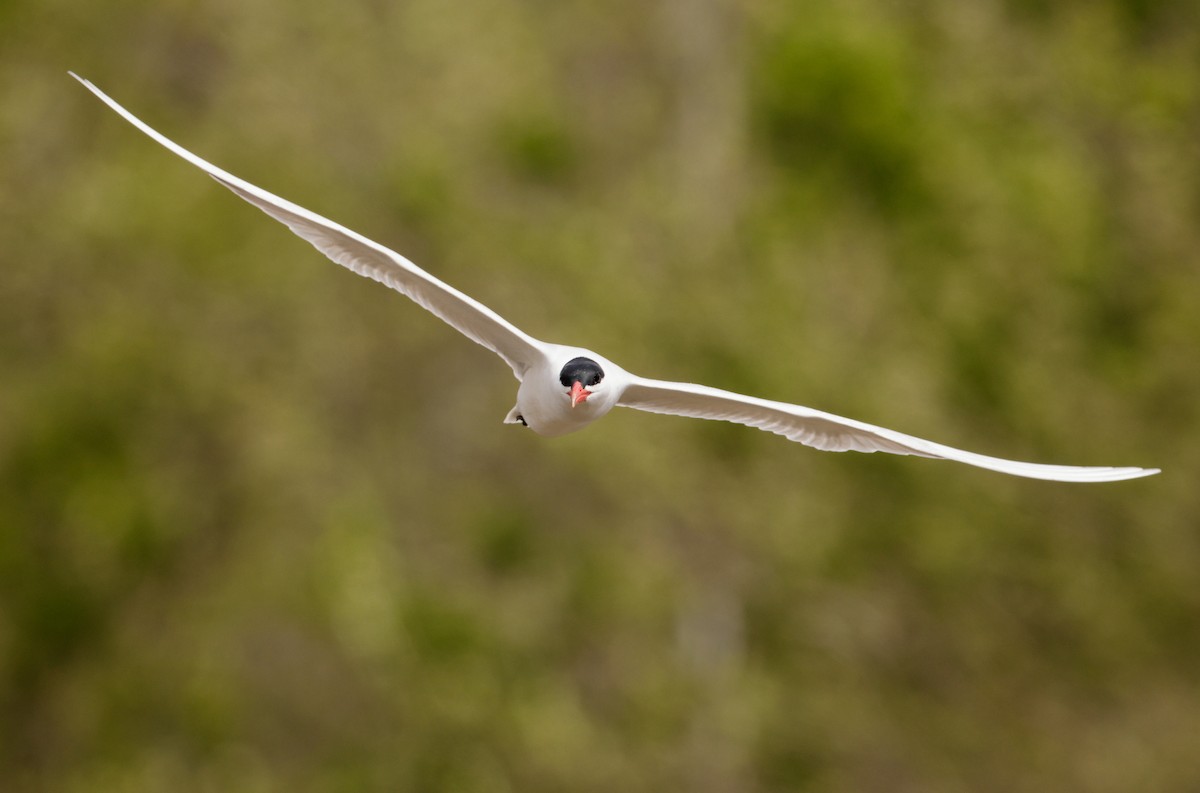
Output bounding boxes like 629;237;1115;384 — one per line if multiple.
619;377;1158;482
72;72;545;379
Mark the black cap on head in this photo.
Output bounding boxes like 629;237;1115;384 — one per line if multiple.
559;357;604;388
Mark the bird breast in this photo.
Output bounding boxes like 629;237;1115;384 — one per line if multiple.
515;375;600;437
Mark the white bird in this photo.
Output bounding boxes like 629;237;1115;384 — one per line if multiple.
71;73;1158;483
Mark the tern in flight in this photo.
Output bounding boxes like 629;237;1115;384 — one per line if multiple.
72;73;1158;483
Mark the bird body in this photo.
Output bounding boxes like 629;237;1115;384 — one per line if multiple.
71;73;1158;483
507;346;624;437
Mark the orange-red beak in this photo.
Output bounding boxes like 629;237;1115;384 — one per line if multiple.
569;381;591;408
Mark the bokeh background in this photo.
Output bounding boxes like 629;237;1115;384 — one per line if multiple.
2;0;1197;790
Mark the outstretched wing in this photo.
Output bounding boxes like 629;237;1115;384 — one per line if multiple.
618;376;1158;482
72;72;547;380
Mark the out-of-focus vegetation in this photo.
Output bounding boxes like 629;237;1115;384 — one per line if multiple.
2;0;1197;790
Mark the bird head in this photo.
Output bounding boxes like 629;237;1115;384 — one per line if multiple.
559;356;605;409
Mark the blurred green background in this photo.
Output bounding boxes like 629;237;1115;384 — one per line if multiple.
2;0;1197;790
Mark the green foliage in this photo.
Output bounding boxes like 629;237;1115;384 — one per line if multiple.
2;0;1197;791
751;11;929;213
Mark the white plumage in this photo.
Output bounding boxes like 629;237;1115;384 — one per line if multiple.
72;73;1158;483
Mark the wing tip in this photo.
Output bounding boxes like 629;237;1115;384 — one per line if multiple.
1030;465;1160;483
